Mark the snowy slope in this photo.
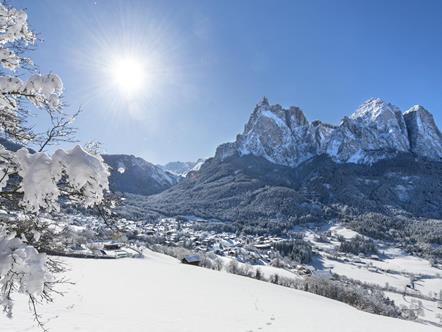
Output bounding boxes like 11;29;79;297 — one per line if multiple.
1;250;439;332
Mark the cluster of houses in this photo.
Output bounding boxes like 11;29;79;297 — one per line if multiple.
61;241;140;259
56;215;291;265
132;217;291;266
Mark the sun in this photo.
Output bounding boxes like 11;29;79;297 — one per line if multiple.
111;56;145;98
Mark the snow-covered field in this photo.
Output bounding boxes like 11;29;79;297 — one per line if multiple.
1;250;439;332
385;291;441;326
317;256;411;289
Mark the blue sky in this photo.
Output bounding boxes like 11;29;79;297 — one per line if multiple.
13;0;442;164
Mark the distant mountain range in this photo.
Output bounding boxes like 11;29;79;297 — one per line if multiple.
0;136;200;197
159;159;205;177
215;97;442;166
3;97;441;223
102;154;181;196
103;156;205;195
132;98;442;223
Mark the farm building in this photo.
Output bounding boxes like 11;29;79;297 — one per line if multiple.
181;255;201;266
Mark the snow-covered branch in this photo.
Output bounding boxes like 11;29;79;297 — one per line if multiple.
0;2;110;324
15;146;109;213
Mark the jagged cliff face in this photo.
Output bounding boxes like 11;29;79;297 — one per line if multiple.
326;98;410;163
404;105;442;160
216;98;335;167
216;97;442;167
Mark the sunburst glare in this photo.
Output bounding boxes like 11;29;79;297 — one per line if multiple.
110;56;145;98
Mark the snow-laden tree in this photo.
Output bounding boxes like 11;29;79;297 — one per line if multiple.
0;3;109;323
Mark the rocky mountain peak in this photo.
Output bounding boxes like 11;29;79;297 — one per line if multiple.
404;105;442;159
233;99;319;167
215;97;442;167
287;106;309;128
350;98;400;122
258;96;269;107
327;98;410;163
349;98;409;143
245;99;308;134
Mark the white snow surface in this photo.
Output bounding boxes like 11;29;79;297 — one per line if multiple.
385;291;441;325
1;250;439;332
319;256;411;290
329;224;361;239
369;255;442;277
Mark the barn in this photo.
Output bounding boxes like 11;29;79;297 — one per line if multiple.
181;255;201;266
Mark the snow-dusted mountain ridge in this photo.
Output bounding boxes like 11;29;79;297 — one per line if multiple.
159;158;206;176
215;97;442;166
102;154;180;195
